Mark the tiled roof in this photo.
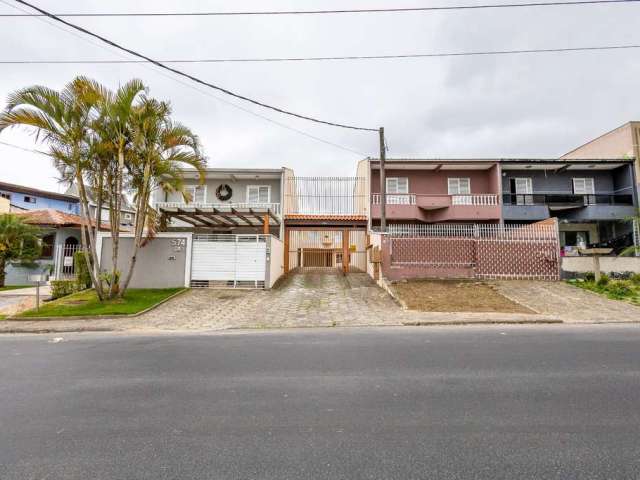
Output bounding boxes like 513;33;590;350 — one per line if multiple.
14;209;110;229
285;214;367;221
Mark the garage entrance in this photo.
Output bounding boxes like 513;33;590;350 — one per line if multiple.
191;234;268;288
285;228;367;274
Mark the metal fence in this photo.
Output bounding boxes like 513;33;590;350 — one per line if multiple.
387;221;560;280
284;176;367;216
53;243;82;280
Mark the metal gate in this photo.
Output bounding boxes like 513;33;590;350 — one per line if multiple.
286;229;367;273
191;234;267;288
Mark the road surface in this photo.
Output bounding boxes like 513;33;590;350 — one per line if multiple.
1;325;639;479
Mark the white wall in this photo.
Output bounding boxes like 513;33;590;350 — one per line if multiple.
268;235;285;288
562;256;640;274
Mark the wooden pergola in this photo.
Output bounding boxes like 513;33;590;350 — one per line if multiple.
158;204;280;234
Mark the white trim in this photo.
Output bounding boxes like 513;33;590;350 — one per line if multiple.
246;184;271;203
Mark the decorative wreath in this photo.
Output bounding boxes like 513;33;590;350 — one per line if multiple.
216;184;233;201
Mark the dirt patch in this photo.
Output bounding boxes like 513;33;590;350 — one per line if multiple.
391;280;533;314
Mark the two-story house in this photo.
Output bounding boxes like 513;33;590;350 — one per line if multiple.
65;184;136;228
501;159;637;251
0;181;79;214
364;158;502;229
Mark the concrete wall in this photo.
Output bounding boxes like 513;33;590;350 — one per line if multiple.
562;256;640;275
268;236;285;288
99;234;191;288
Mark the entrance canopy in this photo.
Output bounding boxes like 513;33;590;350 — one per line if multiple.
157;202;280;231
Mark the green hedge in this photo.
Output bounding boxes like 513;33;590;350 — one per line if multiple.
50;280;79;299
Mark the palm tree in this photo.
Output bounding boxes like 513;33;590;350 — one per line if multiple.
0;77;107;298
94;79;147;298
0;214;41;288
120;97;206;296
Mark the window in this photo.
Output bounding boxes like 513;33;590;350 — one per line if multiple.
386;177;409;194
23;195;36;204
40;234;55;259
447;178;471;195
185;185;206;203
573;178;595;205
511;178;533;206
247;185;270;204
0;192;10;200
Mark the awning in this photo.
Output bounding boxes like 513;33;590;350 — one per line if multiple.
157;203;280;230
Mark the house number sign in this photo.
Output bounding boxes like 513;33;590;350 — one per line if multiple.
171;238;186;252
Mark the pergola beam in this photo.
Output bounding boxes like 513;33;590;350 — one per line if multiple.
231;208;256;226
267;209;280;225
248;208;265;224
212;208;239;226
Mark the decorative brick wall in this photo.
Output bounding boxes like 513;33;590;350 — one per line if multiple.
381;219;560;281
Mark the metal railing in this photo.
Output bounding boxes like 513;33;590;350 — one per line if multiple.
284;176;367;216
372;193;498;206
386;222;558;239
502;193;634;206
53;243;82;280
156;202;281;215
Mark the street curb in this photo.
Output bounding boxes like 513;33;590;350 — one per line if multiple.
402;319;563;326
5;288;188;322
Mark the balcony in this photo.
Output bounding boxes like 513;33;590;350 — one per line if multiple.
502;193;636;221
371;194;501;222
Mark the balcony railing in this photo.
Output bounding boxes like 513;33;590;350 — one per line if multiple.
372;193;498;206
156;202;282;215
502;193;634;207
284;176;367;216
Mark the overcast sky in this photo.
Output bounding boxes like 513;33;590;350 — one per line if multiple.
0;0;639;192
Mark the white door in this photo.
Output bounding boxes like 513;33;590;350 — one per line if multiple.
191;235;267;288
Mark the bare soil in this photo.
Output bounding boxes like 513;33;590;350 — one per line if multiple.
392;280;533;313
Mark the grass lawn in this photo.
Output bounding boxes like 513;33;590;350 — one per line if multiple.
568;277;640;306
0;285;31;291
17;288;184;318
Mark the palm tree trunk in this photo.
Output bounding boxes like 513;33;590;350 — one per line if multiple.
76;173;105;300
0;256;6;288
108;148;125;298
119;161;151;297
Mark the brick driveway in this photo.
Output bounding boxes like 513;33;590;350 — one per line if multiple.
137;272;404;330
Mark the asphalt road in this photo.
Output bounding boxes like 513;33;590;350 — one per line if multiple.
1;325;640;479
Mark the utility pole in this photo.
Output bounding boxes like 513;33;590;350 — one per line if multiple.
379;127;387;232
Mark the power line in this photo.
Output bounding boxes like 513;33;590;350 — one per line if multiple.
0;1;370;157
1;0;638;17
0;140;49;155
2;43;640;64
10;0;377;133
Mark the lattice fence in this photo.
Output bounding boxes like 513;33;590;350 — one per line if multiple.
388;221;560;280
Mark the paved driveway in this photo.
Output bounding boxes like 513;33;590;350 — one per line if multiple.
138;272;404;330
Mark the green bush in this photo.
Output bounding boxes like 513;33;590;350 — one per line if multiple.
584;272;595;282
605;281;633;299
50;280;79;299
596;274;610;287
73;250;92;289
630;273;640;285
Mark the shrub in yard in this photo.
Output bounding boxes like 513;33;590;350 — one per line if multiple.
583;272;595;282
73;251;92;289
50;280;79;299
605;281;633;299
630;273;640;285
596;274;610;287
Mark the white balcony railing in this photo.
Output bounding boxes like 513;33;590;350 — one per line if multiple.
156;202;282;215
371;194;416;205
451;194;498;206
372;194;498;206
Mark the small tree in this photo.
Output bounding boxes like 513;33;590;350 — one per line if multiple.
620;209;640;257
0;214;41;287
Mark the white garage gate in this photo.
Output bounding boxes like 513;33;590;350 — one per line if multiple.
191;234;268;288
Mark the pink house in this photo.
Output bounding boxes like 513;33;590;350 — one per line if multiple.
364;159;502;227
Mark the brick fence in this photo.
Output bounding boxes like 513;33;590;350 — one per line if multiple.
380;219;560;281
